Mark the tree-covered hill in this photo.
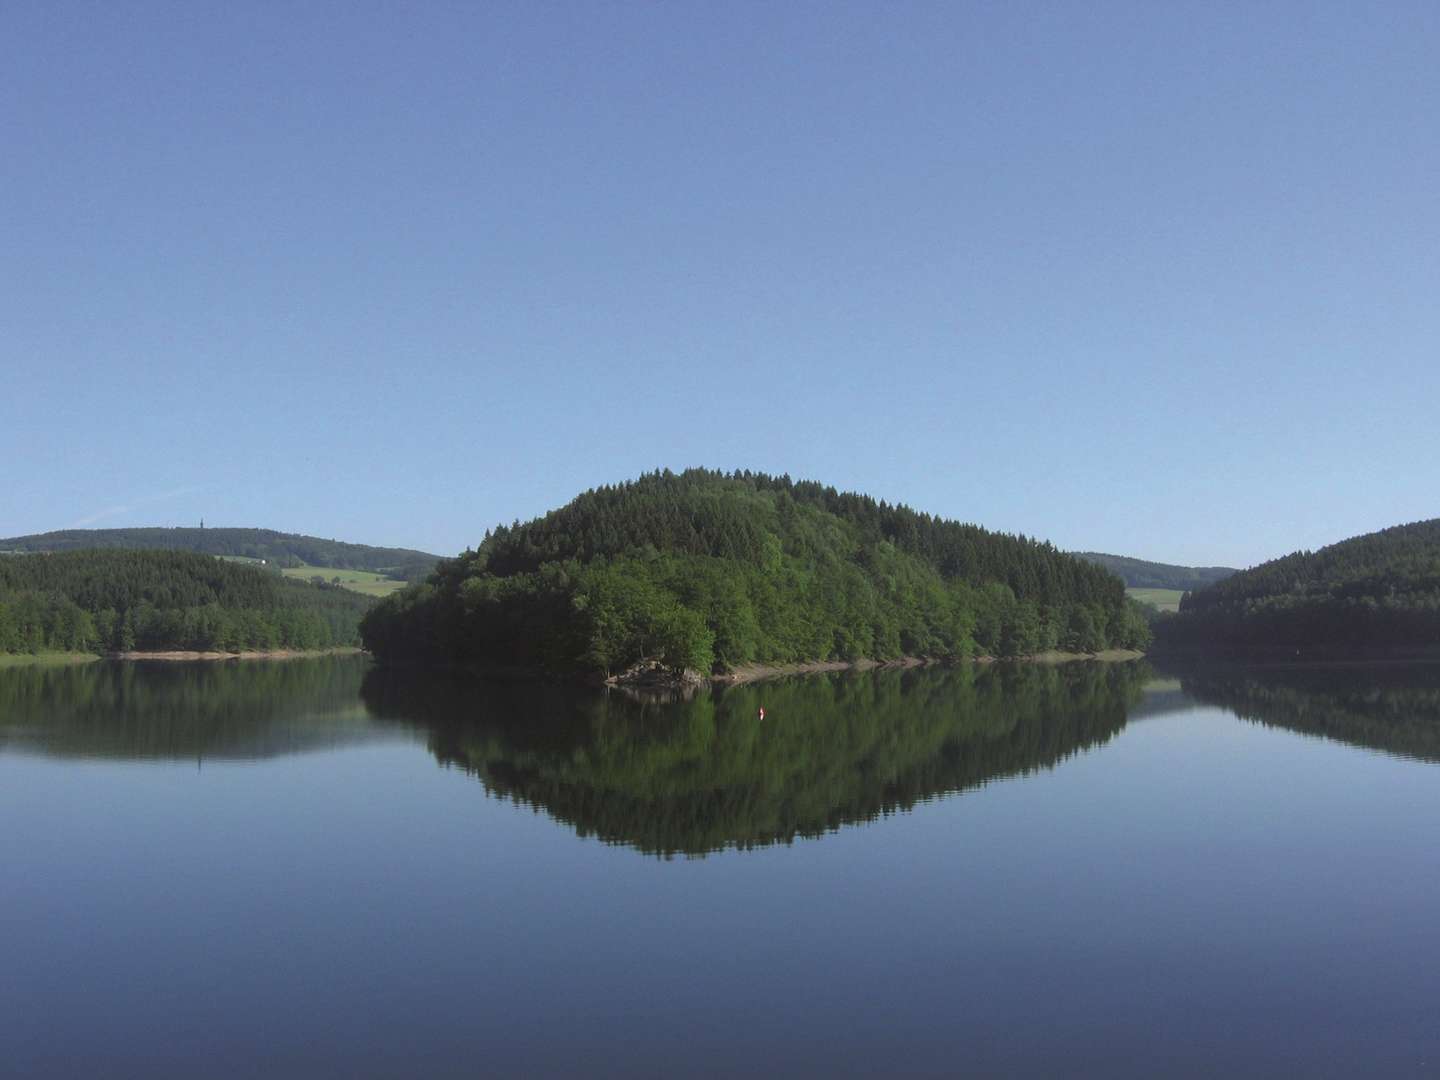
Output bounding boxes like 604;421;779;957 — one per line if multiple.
362;469;1150;676
1157;518;1440;653
0;527;439;581
1073;552;1237;591
0;550;371;654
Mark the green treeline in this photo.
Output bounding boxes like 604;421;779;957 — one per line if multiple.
1159;518;1440;653
362;469;1149;676
0;550;371;654
0;526;439;580
362;661;1152;856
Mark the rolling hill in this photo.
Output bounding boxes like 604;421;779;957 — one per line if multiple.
0;527;441;582
1073;552;1237;591
361;468;1151;676
0;549;372;654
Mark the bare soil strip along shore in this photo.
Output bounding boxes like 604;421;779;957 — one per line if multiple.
106;647;366;662
608;650;1147;690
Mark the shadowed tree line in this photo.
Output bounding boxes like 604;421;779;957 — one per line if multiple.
0;550;371;653
362;469;1150;677
362;660;1153;857
1158;518;1440;655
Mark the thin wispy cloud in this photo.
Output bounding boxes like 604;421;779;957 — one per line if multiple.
71;505;134;528
69;485;208;529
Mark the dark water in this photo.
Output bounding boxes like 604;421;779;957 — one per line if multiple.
3;657;1439;1078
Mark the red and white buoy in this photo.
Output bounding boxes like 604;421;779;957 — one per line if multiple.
758;706;765;721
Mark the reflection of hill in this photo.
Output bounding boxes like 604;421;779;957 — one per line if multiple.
1128;679;1203;722
0;656;382;761
363;662;1154;857
1178;663;1440;764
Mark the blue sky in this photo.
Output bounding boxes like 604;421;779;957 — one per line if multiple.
4;2;1436;566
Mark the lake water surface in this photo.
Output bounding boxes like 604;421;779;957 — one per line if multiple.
3;657;1438;1077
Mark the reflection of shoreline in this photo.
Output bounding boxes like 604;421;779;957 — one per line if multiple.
1151;644;1440;664
1171;661;1440;764
373;651;1148;695
0;655;384;761
0;647;365;666
364;661;1154;857
707;650;1146;686
586;651;1151;697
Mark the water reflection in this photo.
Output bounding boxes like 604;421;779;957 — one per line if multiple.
363;661;1153;856
0;655;381;761
8;655;1436;857
1174;661;1440;764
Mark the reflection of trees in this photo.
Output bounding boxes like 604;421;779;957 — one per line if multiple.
363;662;1154;857
1179;664;1440;764
0;656;377;761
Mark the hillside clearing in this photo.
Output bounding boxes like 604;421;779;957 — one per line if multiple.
281;564;407;597
1127;587;1185;613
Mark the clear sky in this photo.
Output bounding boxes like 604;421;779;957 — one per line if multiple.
4;2;1436;567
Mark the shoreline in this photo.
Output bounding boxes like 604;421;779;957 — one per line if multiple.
612;649;1148;690
106;647;366;662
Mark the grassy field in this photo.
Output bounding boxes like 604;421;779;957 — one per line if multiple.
281;564;407;598
216;554;405;598
1127;587;1186;613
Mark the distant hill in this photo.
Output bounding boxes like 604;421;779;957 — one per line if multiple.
0;549;372;654
1074;552;1237;591
362;468;1151;676
0;527;440;582
1156;518;1440;653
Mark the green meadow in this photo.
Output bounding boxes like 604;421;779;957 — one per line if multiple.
1126;587;1185;614
281;564;407;598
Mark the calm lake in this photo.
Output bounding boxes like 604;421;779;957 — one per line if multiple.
3;657;1438;1077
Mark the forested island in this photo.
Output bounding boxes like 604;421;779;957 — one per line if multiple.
361;469;1151;679
1156;518;1440;655
0;550;370;654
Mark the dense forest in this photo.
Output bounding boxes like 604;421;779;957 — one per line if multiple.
0;527;439;581
362;469;1150;677
0;550;371;654
1157;519;1440;653
1073;552;1237;591
363;661;1151;856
